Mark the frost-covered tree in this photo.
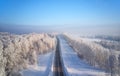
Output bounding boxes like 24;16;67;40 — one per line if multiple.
0;32;56;76
0;40;6;76
118;55;120;76
63;34;110;70
109;55;117;76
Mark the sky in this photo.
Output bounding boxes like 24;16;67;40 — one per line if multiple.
0;0;120;35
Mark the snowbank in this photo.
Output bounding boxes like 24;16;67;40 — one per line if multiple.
21;51;54;76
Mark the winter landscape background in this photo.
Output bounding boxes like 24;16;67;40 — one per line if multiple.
0;0;120;76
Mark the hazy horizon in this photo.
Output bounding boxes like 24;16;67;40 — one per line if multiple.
0;0;120;36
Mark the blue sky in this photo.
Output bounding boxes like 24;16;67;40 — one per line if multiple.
0;0;120;35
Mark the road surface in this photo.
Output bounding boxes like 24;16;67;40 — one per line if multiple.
53;37;64;76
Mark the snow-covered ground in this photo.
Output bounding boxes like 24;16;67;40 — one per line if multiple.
21;51;54;76
64;33;119;42
80;37;102;42
59;36;110;76
20;35;111;76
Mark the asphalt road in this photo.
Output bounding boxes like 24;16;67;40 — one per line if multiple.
53;37;64;76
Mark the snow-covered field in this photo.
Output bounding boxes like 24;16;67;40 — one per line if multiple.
59;36;110;76
21;51;54;76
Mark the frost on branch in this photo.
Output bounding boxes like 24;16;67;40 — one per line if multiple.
63;34;120;75
0;32;56;76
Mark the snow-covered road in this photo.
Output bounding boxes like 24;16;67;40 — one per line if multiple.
59;35;110;76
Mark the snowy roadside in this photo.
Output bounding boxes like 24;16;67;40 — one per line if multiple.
59;36;110;76
20;51;54;76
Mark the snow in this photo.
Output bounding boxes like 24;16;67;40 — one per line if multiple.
20;35;110;76
80;37;102;42
59;35;110;76
21;51;54;76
